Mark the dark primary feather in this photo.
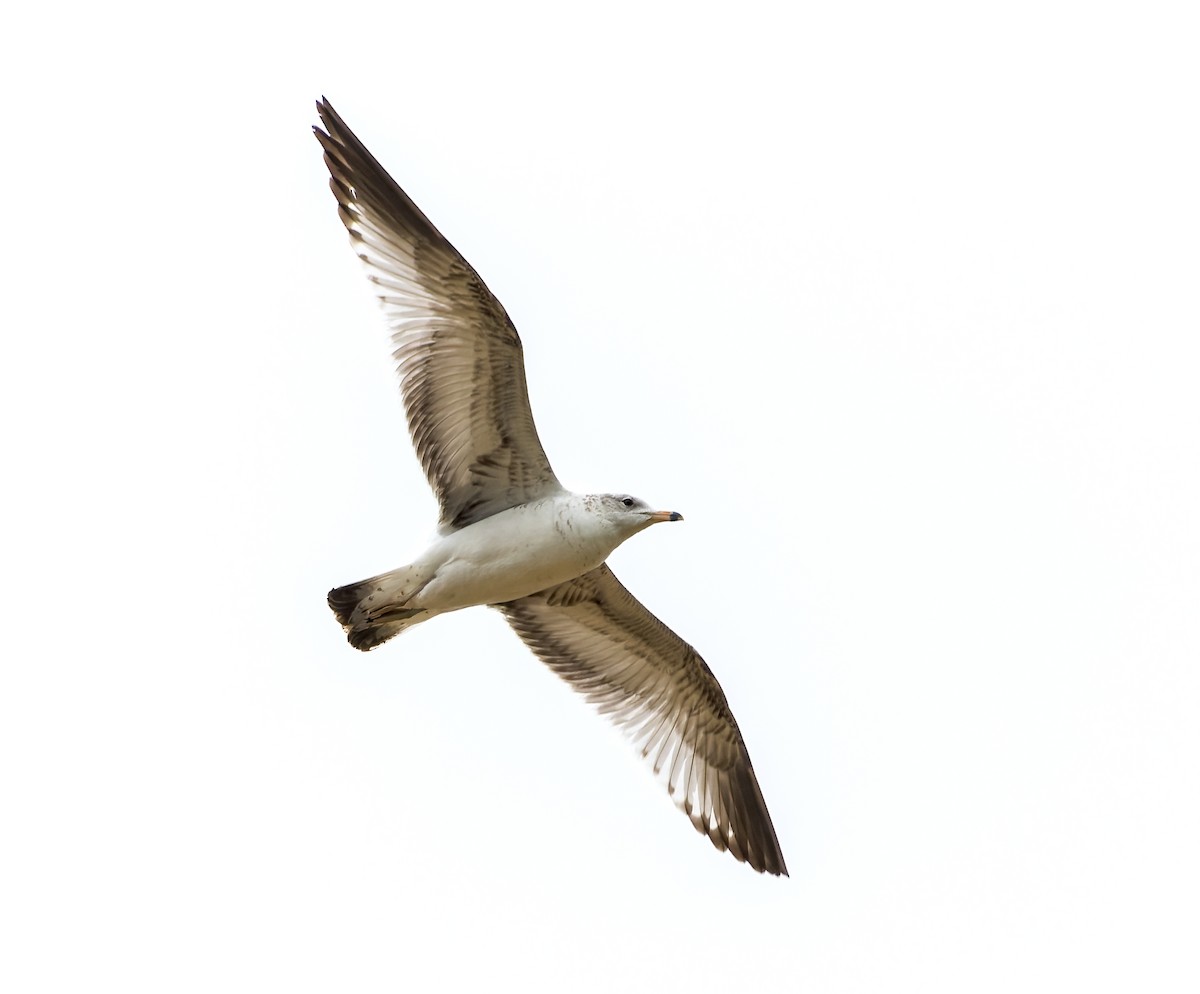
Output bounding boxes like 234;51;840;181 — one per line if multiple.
314;98;563;530
498;565;788;876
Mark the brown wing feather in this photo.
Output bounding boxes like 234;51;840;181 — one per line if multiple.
497;565;787;875
314;98;562;530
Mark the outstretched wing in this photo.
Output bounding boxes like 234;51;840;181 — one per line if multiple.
315;98;563;531
497;565;787;875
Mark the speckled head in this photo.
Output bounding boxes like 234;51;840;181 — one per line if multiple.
587;493;684;537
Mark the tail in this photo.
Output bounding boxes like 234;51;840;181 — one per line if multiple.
327;564;434;651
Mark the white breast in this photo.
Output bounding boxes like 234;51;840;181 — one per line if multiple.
409;494;618;611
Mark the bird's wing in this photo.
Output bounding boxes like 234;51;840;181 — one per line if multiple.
314;98;563;531
496;565;787;875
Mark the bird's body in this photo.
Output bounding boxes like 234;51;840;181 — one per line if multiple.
329;493;677;648
315;98;788;875
411;494;619;610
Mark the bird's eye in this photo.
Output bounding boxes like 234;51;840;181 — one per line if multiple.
622;497;634;507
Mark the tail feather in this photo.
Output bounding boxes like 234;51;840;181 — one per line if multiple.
327;565;433;651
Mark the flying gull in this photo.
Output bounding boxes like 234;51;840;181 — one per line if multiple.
314;98;787;876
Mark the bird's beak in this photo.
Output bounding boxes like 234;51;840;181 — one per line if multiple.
648;510;684;523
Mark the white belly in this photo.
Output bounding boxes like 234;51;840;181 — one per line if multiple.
408;495;614;612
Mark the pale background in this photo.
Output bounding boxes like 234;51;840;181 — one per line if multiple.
3;2;1197;990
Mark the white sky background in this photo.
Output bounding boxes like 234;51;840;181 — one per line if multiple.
2;1;1198;990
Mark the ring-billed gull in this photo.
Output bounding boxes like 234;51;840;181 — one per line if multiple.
314;98;787;875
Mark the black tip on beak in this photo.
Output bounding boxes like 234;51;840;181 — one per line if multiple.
669;511;683;522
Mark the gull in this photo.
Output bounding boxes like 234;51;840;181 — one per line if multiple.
314;98;787;876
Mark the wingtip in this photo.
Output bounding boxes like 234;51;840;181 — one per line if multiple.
313;97;330;141
314;96;341;138
746;846;789;877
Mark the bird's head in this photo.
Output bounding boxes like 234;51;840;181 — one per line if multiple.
594;493;684;538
